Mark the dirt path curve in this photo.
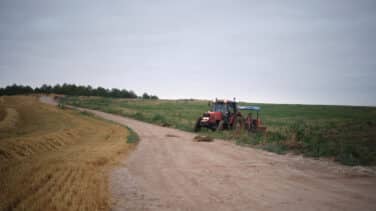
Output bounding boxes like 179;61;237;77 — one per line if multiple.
40;96;376;211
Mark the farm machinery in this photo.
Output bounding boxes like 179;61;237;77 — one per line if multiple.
194;99;266;132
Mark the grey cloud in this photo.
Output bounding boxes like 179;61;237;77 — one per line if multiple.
0;0;375;105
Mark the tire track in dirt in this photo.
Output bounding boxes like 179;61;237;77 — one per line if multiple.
40;96;376;211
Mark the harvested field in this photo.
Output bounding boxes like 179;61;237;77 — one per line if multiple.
0;96;133;211
0;109;5;121
0;108;18;130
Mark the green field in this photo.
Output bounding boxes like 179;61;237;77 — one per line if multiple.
62;96;376;166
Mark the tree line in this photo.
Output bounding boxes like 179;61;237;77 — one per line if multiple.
0;84;158;99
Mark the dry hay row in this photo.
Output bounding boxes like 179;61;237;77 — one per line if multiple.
2;165;108;211
0;128;120;211
0;128;128;211
2;166;58;211
0;108;19;130
0;128;83;162
0;109;5;121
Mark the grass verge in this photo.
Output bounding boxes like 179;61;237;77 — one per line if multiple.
126;126;139;144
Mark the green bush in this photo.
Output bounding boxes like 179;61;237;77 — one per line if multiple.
151;114;167;124
266;131;286;143
290;120;307;142
132;112;145;120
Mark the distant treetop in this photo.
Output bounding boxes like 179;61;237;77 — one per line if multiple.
0;83;158;99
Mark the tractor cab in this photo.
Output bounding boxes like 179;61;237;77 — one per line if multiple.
212;100;237;116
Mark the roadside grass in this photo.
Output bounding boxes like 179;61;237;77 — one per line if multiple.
126;126;139;144
79;110;95;117
76;109;139;144
62;96;376;166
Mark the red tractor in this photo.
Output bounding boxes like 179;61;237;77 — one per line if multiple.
194;99;266;132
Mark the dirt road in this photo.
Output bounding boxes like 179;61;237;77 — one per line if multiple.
40;96;376;211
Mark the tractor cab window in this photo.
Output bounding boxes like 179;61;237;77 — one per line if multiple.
228;103;236;113
213;103;227;113
213;103;234;114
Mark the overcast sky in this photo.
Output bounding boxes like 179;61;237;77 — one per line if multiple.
0;0;375;106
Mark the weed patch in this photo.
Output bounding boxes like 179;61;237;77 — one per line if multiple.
126;126;139;144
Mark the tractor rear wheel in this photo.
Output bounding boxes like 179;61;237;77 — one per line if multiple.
194;118;201;132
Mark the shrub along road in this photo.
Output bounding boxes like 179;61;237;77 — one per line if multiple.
41;96;376;211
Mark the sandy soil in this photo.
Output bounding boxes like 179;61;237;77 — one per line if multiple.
40;96;376;211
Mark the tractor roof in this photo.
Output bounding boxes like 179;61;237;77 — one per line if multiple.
214;99;235;103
